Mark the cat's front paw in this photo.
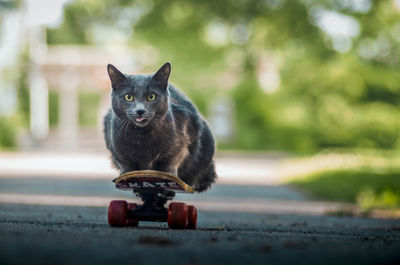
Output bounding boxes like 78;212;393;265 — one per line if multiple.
165;169;178;177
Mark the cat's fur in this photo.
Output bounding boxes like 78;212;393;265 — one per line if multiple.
103;63;217;192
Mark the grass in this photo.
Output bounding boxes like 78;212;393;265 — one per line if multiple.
289;170;400;202
285;150;400;213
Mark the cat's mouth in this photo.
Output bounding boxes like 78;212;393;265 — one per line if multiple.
133;116;150;126
135;117;146;123
127;113;151;126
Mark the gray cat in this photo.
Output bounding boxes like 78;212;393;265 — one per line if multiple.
103;63;217;192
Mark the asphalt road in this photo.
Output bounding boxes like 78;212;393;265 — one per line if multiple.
1;194;400;265
1;152;400;265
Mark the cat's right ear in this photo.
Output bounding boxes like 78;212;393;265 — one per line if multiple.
107;64;127;88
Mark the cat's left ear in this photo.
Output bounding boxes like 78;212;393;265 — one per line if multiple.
152;62;171;89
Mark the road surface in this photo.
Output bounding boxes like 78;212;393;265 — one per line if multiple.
0;152;400;265
1;203;400;265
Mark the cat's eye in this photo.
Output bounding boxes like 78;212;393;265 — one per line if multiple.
124;94;134;102
147;93;157;102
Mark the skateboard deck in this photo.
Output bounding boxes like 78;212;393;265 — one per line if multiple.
109;170;197;229
113;170;194;194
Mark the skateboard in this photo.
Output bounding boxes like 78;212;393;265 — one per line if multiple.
108;170;197;229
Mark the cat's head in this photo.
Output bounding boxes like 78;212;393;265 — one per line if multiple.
107;63;171;127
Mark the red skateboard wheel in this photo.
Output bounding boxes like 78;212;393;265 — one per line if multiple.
126;203;139;227
187;205;197;229
167;202;188;229
108;200;127;227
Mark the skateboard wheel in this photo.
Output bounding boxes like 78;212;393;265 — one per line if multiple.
126;203;139;227
167;202;188;229
187;205;197;229
108;200;127;227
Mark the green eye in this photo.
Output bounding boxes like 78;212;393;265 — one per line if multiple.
124;94;134;102
147;93;157;102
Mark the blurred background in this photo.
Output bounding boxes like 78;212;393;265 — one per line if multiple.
0;0;400;216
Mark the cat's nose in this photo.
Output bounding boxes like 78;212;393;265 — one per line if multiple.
136;109;145;116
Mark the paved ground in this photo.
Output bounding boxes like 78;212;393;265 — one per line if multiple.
1;151;400;265
1;204;400;265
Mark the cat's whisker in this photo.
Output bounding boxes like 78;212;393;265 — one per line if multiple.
124;119;131;136
116;121;124;138
115;119;128;139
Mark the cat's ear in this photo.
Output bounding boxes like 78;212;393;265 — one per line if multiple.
152;62;171;89
107;64;127;88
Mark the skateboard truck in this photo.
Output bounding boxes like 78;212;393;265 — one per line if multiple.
108;170;197;229
128;191;174;222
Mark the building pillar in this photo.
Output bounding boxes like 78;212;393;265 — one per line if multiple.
58;69;79;148
28;26;49;141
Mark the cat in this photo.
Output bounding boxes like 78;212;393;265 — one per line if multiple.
103;62;217;192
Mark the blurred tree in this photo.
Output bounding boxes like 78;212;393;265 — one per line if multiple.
0;0;22;149
47;0;400;152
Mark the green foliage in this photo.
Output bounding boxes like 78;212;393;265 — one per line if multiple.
16;50;30;127
0;0;18;12
78;92;101;127
229;72;273;149
357;187;400;212
288;150;400;212
0;47;29;149
47;0;400;152
289;169;400;202
48;91;59;127
0;117;17;148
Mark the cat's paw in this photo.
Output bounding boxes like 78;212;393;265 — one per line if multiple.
166;169;178;177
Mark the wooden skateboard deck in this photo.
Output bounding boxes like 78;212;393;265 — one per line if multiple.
113;170;194;193
109;170;197;229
